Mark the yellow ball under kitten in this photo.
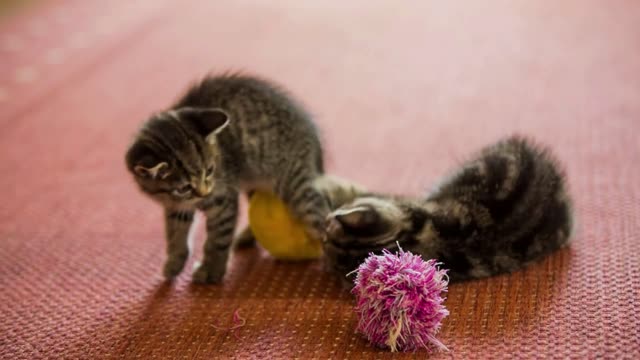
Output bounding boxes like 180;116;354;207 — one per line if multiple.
248;191;323;260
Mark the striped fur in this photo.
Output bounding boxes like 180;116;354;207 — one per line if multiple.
125;74;328;283
323;136;573;282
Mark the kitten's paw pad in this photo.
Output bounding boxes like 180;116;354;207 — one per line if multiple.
192;263;225;284
162;254;188;279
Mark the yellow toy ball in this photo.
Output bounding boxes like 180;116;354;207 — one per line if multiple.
248;190;323;260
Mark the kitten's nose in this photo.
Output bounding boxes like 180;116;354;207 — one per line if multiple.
325;217;359;248
325;216;344;239
195;184;212;197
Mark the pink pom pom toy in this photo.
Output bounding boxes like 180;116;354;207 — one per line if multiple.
350;248;450;352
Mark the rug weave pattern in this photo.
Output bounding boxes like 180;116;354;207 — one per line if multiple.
0;0;639;359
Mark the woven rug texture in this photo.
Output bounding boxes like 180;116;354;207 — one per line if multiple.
0;0;639;359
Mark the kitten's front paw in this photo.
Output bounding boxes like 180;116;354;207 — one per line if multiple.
192;262;225;284
304;220;327;244
163;253;188;279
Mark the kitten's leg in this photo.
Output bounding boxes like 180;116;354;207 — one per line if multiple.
312;175;370;210
193;187;239;284
163;208;195;279
276;167;330;242
234;226;256;248
233;191;256;248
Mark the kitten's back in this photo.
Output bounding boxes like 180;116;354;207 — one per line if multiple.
173;74;324;174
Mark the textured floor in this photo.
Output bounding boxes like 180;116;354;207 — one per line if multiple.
1;0;639;359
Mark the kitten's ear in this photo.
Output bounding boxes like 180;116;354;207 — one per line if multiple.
126;142;171;179
134;162;170;179
175;107;230;138
333;206;379;228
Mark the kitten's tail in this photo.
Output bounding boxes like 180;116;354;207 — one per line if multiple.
426;135;573;279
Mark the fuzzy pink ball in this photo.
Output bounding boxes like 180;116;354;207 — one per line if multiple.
351;248;450;352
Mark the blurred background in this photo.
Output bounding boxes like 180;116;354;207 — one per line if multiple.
2;0;637;194
1;1;638;358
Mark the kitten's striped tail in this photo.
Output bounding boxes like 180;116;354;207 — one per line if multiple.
426;136;573;280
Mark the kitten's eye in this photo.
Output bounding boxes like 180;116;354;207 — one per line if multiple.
206;166;214;176
172;184;192;197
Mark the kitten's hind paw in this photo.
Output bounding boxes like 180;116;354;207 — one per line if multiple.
192;262;225;284
162;253;188;279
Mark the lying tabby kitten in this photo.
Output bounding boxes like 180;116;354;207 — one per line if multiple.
323;136;573;282
125;74;328;283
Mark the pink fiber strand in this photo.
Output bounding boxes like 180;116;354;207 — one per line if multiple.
212;308;246;339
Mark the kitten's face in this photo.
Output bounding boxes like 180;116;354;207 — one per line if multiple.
323;196;409;276
125;107;230;206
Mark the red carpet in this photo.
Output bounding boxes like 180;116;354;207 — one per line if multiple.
1;0;639;358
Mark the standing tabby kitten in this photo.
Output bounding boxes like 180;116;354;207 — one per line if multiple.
323;136;573;282
125;74;328;283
